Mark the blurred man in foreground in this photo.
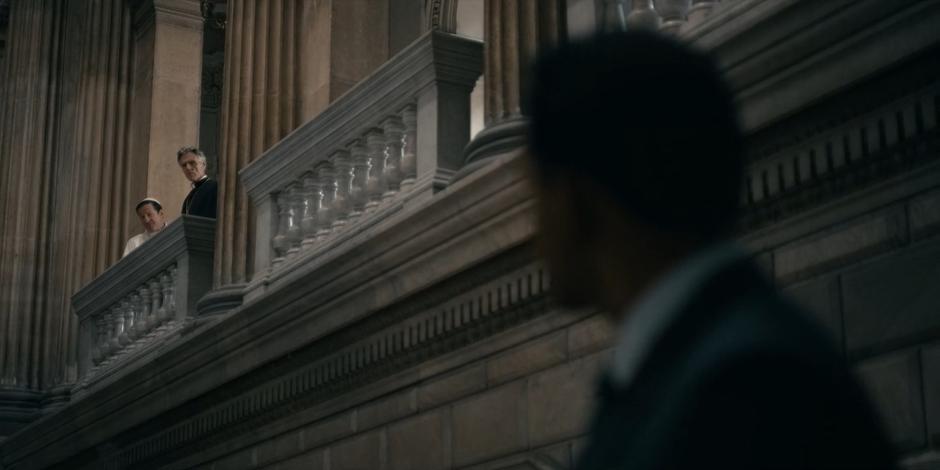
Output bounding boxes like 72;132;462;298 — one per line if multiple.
123;198;166;257
527;32;895;469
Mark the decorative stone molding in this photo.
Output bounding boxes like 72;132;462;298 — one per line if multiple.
200;50;224;110
114;259;550;468
426;0;458;32
740;59;940;231
684;0;940;132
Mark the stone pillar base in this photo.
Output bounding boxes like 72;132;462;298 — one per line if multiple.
196;283;247;317
0;387;43;439
457;117;529;182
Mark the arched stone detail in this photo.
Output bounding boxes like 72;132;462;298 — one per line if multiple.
425;0;458;32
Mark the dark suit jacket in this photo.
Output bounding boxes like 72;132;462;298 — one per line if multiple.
576;260;895;469
181;177;217;219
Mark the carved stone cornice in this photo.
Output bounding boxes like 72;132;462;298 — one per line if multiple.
684;0;940;132
116;255;552;468
738;49;940;232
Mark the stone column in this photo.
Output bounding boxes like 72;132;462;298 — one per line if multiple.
462;0;567;168
0;0;141;434
0;0;67;397
202;0;309;312
52;0;138;391
128;0;204;223
201;0;391;314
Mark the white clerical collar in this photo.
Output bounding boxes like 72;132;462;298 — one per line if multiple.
191;174;208;189
609;242;746;387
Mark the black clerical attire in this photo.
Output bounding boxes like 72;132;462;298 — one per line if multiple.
181;176;217;219
576;248;895;470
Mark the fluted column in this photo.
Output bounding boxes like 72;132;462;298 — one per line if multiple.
463;0;567;168
208;0;307;310
0;0;140;410
0;0;68;399
204;0;392;313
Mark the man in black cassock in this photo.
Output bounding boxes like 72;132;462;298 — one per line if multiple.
526;32;895;469
177;146;217;219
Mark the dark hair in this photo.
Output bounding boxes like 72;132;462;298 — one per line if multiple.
527;31;744;239
135;199;162;213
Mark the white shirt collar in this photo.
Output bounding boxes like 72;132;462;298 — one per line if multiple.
609;242;746;387
192;174;208;188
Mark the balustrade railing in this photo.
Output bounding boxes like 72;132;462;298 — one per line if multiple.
240;31;483;293
601;0;723;33
72;216;215;395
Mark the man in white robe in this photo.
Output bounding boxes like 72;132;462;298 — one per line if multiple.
123;198;167;257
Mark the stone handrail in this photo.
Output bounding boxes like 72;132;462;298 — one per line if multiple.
239;30;483;295
71;215;215;395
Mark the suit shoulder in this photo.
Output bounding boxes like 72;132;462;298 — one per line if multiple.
670;289;845;391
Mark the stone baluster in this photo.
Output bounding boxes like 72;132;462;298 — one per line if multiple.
137;285;152;337
118;300;133;347
400;104;417;192
102;310;115;358
124;291;144;342
655;0;689;33
157;272;172;325
349;140;371;219
627;0;661;31
300;171;320;248
286;184;303;257
365;129;386;211
316;164;336;241
331;150;353;230
687;0;718;25
166;265;178;322
110;305;124;353
271;192;290;268
149;278;163;329
382;116;405;199
92;317;106;366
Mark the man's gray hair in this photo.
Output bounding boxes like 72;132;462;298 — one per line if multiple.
177;146;207;165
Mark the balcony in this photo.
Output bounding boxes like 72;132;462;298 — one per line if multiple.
240;30;483;298
72;215;215;397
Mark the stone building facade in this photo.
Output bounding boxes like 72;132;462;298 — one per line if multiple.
0;0;939;469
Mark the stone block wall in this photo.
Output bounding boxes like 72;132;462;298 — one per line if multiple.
199;312;613;470
780;197;940;463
